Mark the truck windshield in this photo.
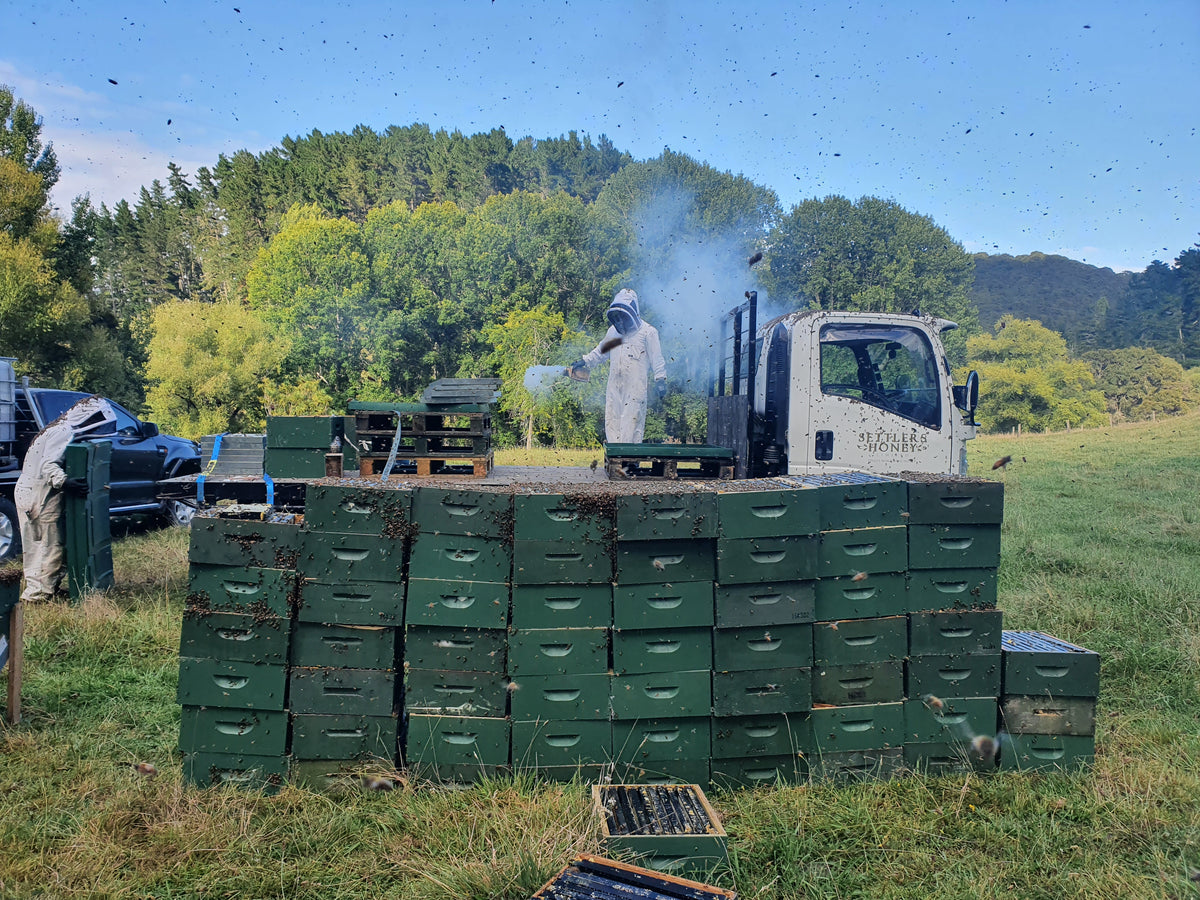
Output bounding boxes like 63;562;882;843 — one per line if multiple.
819;324;942;429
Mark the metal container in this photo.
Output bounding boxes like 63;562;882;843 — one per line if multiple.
176;658;287;711
1000;733;1095;772
514;493;615;542
403;713;510;768
266;415;338;449
512;719;612;767
1001;696;1097;736
179;610;291;664
288;667;397;716
179;707;288;756
403;625;507;672
907;480;1004;525
814;572;909;622
612;716;710;764
907;652;1002;699
716;487;818;539
808;746;904;782
513;539;613;584
303;483;412;537
817;479;907;531
616;492;717;541
181;751;289;791
710;713;814;759
288;622;396;670
1001;631;1101;698
408;532;511;584
909;609;1003;656
297;532;403;583
710;755;808;789
412;487;511;538
908;524;1002;571
290;713;399;760
188;564;293;618
908;568;997;611
615;540;715;585
402;668;509;717
511;583;612;629
903;696;1000;744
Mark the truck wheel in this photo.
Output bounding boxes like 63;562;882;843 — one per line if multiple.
0;496;21;564
161;499;197;529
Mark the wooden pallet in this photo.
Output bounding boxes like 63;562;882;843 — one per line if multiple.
358;453;493;479
605;456;734;480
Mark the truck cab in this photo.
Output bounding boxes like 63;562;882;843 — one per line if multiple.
710;298;979;478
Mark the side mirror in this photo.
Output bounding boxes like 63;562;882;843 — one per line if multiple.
142;421;160;437
952;371;980;425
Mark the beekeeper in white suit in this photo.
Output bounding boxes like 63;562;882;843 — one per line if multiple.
14;396;116;602
570;289;667;444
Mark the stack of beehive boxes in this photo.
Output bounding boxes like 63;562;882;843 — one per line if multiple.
264;416;343;479
510;491;614;782
709;487;816;789
999;631;1099;771
403;488;512;780
179;511;300;789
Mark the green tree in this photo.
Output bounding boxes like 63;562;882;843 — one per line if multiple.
765;196;978;363
1082;347;1197;422
484;306;583;448
966;316;1107;433
144;299;291;438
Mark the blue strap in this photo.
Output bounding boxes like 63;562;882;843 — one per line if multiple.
263;472;275;506
196;433;227;505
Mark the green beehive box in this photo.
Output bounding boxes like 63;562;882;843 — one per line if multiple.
909;609;1003;656
511;584;612;629
1000;733;1094;772
527;764;610;784
297;579;404;626
509;673;611;721
809;746;904;782
514;493;615;542
711;713;814;759
412;487;512;538
1001;631;1101;698
408;533;511;584
179;610;291;664
614;758;711;787
290;713;399;760
1001;696;1096;736
177;658;287;710
182;751;289;792
714;581;814;628
907;652;1002;699
512;719;612;766
715;535;817;585
613;582;713;630
612;716;710;764
615;540;715;584
818;526;908;578
289;759;398;794
266;415;336;448
712;624;813;672
908;568;997;611
298;532;403;583
814;572;908;621
289;622;396;670
288;667;396;716
818;479;907;531
188;565;293;618
404;714;511;767
813;616;908;665
811;704;904;753
907;480;1004;525
908;524;1002;570
613;627;712;675
403;668;509;717
406;761;512;783
508;627;608;676
716;487;818;539
712;667;813;717
904;741;999;774
616;491;717;540
710;755;807;789
611;671;711;720
513;539;613;584
63;440;113;598
903;696;1000;744
406;578;510;629
263;447;327;478
813;661;905;705
179;707;288;756
404;625;507;672
303;483;412;537
595;784;729;875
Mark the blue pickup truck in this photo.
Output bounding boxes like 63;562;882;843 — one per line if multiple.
0;360;202;563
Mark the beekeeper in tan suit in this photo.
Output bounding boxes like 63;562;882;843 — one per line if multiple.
14;396;116;602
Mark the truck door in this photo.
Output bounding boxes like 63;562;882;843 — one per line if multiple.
797;320;954;474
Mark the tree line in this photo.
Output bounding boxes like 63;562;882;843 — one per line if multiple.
2;86;1196;446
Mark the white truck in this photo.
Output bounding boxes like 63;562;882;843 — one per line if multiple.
708;293;980;478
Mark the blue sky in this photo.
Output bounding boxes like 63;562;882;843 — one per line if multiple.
3;0;1197;272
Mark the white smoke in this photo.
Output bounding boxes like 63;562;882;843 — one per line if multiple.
523;364;568;394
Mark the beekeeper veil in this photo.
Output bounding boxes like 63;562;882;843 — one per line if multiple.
606;289;642;336
62;396;117;438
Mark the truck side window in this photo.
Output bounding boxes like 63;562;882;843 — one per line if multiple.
819;324;941;429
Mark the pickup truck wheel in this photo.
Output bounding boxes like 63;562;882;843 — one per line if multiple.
161;499;196;529
0;496;21;564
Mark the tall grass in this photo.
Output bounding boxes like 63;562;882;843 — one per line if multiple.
0;414;1197;898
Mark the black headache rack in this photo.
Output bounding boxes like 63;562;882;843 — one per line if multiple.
707;290;786;479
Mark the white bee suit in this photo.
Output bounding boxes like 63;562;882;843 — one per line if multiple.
582;291;667;444
14;397;116;601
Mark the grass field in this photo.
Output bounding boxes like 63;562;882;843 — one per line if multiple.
1;415;1198;899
